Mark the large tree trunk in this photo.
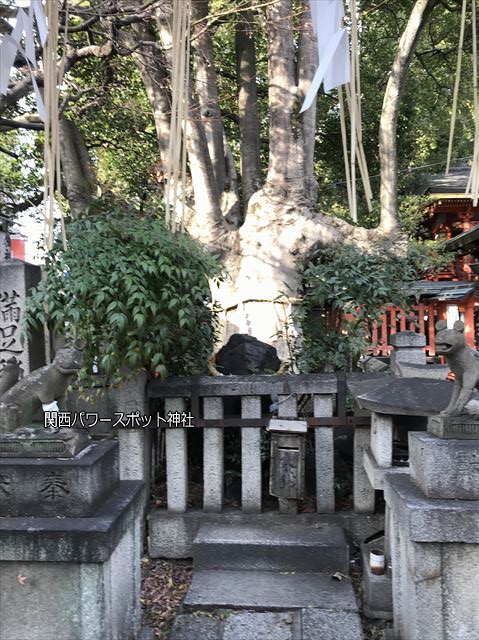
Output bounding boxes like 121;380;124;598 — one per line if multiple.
59;118;96;217
235;10;261;207
379;0;438;234
155;1;227;243
143;0;435;357
191;0;227;192
128;21;171;173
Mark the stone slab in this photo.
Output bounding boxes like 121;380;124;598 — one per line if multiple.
170;614;222;640
148;373;338;398
193;523;349;573
147;509;385;559
387;507;479;640
223;612;296;640
0;440;119;516
302;608;363;640
348;377;452;416
183;570;359;611
409;431;479;500
137;627;156;640
0;480;144;562
384;474;479;543
361;543;393;620
390;331;426;348
395;363;449;380
0;512;142;640
363;446;409;491
0;426;91;458
428;415;479;439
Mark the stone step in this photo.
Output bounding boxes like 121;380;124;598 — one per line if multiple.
170;609;364;640
193;523;350;574
183;569;359;611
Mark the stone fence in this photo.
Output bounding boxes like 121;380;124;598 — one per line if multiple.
147;374;374;533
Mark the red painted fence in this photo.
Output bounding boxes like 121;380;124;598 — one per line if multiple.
368;303;439;356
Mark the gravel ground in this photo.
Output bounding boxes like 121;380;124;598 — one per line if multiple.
141;556;193;640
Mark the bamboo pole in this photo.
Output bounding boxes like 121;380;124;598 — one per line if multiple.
165;0;191;232
349;0;358;222
338;85;353;214
467;0;479;204
446;0;467;175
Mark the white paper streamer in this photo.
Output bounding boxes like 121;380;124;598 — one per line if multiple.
0;1;48;118
301;0;350;112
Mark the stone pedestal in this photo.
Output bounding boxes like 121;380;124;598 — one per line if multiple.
0;440;145;640
384;416;479;640
390;331;426;375
361;539;393;620
0;259;45;373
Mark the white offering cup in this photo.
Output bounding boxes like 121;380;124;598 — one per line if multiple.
370;549;385;575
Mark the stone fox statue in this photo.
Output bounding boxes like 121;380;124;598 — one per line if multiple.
0;348;83;431
435;320;479;416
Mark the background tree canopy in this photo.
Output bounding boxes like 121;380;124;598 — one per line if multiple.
0;0;473;362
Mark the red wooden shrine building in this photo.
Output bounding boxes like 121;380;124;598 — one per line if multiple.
370;165;479;356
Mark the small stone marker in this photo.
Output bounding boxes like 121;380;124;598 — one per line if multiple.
267;418;306;512
0;258;45;374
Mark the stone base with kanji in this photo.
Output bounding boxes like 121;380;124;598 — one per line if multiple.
0;440;146;640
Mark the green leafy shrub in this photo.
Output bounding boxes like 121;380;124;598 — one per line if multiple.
293;243;448;373
24;204;222;383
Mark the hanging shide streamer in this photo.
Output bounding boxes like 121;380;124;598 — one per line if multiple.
43;1;67;252
302;0;371;221
165;0;192;233
0;2;47;114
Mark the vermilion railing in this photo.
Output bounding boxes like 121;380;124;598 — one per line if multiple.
367;303;439;357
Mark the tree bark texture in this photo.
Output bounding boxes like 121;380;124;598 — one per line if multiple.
59;117;96;217
235;10;261;207
192;0;227;192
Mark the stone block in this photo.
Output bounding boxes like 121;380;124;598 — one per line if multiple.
0;259;45;373
395;363;449;379
183;569;359;611
370;412;393;468
384;474;479;543
193;523;349;573
302;608;363;640
170;614;221;640
353;426;375;513
428;415;479;439
147;509;384;559
0;440;119;516
363;446;408;490
0;480;144;562
110;372;150;488
386;487;479;640
409;431;479;500
223;612;296;640
390;331;426;348
0;480;144;640
361;542;393;620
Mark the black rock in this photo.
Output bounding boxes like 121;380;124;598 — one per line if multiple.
215;334;281;375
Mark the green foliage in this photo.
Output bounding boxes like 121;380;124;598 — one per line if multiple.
23;202;222;384
293;242;447;373
0;130;43;219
